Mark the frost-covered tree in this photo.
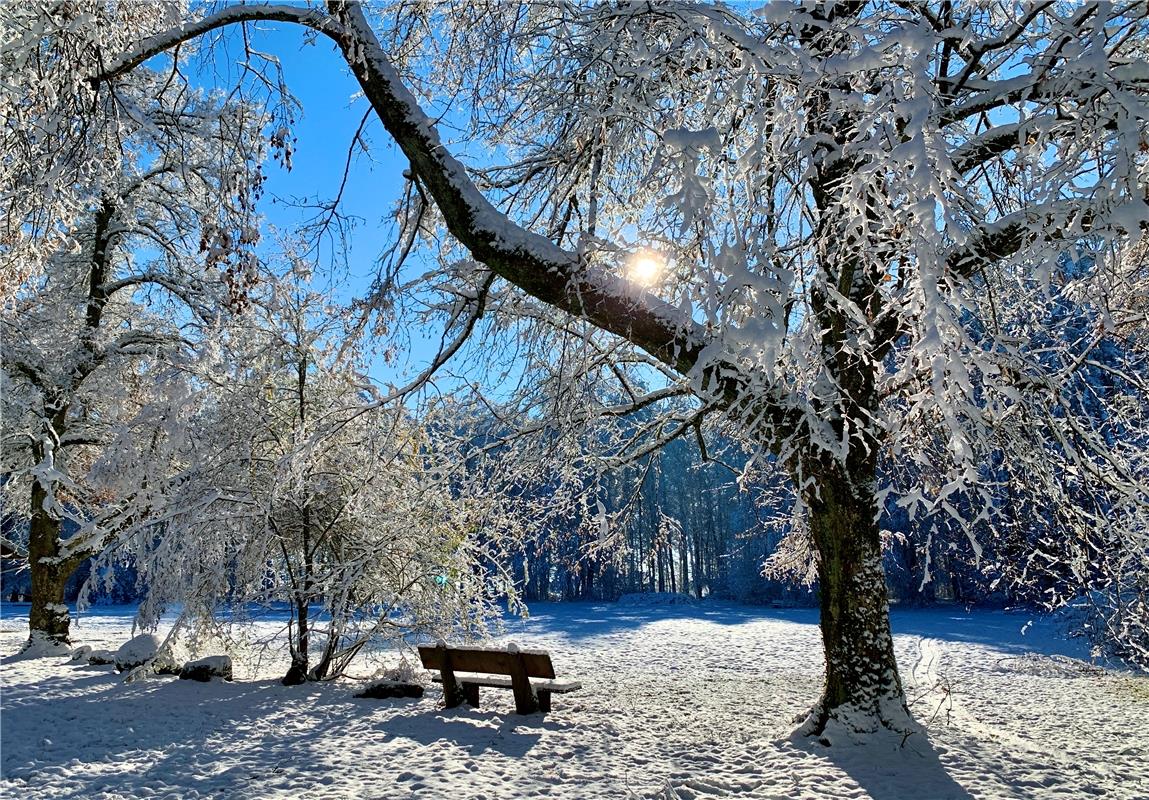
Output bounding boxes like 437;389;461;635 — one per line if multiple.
23;0;1149;736
112;265;517;684
1;255;184;652
1;2;272;301
1;2;269;650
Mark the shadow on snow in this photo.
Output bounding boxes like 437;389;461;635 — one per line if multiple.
513;601;1084;661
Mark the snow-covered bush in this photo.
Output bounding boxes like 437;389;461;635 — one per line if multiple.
1054;589;1149;670
104;268;519;684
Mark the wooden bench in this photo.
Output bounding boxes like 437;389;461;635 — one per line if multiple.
417;643;580;714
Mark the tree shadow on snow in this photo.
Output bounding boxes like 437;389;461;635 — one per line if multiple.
369;708;551;757
887;608;1088;660
2;668;569;799
794;731;975;800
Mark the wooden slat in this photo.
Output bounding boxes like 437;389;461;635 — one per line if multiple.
432;674;581;693
418;645;556;679
432;674;514;689
540;680;580;693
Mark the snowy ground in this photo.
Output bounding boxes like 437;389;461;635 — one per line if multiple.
2;600;1147;799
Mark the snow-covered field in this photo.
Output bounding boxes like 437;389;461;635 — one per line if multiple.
2;600;1147;799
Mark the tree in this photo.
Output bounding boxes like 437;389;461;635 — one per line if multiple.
0;231;182;650
111;263;519;683
25;0;1149;737
1;1;269;649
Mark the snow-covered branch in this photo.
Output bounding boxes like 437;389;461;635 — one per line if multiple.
92;4;345;85
325;2;711;378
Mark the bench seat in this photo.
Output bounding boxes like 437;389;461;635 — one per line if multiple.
431;673;581;692
430;673;581;711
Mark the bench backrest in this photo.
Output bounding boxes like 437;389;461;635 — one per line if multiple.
418;645;556;679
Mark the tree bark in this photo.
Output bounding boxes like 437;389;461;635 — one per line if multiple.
799;460;913;737
27;479;76;649
283;592;310;685
283;496;315;685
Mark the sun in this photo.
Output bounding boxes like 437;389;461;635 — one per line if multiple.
628;251;664;286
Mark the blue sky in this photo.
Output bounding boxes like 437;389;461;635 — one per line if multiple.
177;15;647;402
195;19;445;387
239;24;402;276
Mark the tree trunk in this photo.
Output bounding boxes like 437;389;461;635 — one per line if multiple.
283;502;314;686
678;528;689;598
656;546;665;593
901;537;935;607
283;593;310;685
693;528;704;597
799;461;914;738
26;479;75;650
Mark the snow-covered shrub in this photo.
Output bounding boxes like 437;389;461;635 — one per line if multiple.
354;665;425;700
1054;589;1149;670
104;269;520;684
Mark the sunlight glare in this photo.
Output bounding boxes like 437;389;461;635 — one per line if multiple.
628;251;664;286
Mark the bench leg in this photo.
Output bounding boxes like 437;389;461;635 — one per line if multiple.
442;676;465;709
508;653;539;714
463;683;480;707
438;647;465;709
537;690;551;713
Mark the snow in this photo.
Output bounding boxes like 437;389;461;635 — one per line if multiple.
113;633;160;671
9;630;71;660
2;600;1147;799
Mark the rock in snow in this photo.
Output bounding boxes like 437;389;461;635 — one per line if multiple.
87;649;116;666
354;680;424;699
114;634;160;672
179;656;233;682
